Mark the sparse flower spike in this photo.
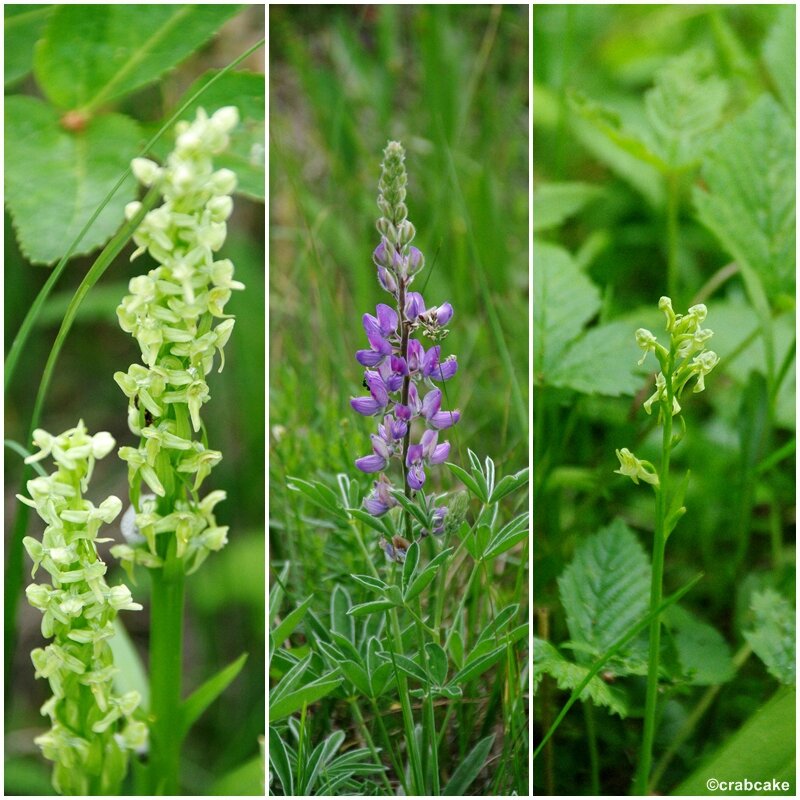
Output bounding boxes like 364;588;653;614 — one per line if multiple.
352;141;460;561
114;107;241;574
20;423;145;795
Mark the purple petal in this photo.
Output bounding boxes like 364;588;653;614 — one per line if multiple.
434;355;458;381
391;355;408;375
436;303;454;326
422;388;442;419
355;454;387;473
363;313;381;339
367;333;392;356
351;396;383;416
373;241;389;267
429;410;461;429
376;304;398;335
365;372;389;406
370;434;390;460
422;345;441;377
364;495;390;515
395;404;411;421
407;247;424;274
406;443;424;467
407;465;426;490
430;442;450;464
407;382;422;414
377;266;398;293
420;429;438;458
389;418;408;440
405;292;426;319
407;340;423;373
356;349;386;367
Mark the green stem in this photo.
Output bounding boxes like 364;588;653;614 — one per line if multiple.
416;600;440;795
649;643;752;792
636;383;674;795
584;701;600;795
149;539;186;795
368;697;410;795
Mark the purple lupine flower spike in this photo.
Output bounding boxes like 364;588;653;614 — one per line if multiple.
351;140;461;560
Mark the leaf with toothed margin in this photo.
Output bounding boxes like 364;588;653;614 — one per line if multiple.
5;96;140;265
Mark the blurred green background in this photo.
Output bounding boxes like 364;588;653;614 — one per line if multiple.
533;5;795;795
269;4;529;585
4;6;265;795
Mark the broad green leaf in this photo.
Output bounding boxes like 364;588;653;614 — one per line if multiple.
533;241;600;382
673;686;795;795
664;606;734;686
5;96;139;265
5;5;52;87
211;754;264;796
379;652;428;684
347;507;391;536
449;644;506;685
34;5;243;111
763;5;796;117
268;562;291;626
744;589;796;685
547;319;646;396
533;637;627;717
271;595;313;648
330;585;354;643
170;70;265;200
693;94;795;300
269;674;342;722
349;573;388;594
557;518;650;671
180;653;247;736
441;734;495;796
643;50;728;169
533;181;601;232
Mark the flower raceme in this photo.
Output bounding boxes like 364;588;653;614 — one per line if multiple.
113;107;241;574
616;297;719;487
18;423;146;795
351;141;460;561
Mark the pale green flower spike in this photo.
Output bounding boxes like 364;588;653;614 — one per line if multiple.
114;107;241;575
19;423;146;795
614;447;660;486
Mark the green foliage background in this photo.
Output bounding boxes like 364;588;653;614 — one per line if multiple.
533;5;795;796
4;6;265;795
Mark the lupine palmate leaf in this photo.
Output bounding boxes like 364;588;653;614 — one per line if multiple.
532;638;627;717
5;96;139;265
547;319;645;397
744;589;796;685
34;5;243;110
557;519;650;672
533;241;600;382
693;94;795;300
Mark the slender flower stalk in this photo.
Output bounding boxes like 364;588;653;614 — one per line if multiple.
112;106;243;794
19;423;146;795
617;297;719;795
351;141;459;560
